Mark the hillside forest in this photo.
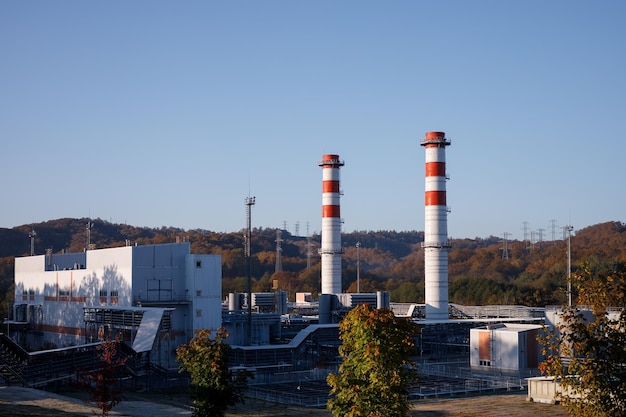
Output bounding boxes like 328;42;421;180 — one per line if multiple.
1;218;625;319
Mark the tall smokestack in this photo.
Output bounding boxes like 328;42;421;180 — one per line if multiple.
319;154;344;294
420;132;451;320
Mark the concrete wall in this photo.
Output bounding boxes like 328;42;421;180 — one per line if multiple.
527;377;559;404
15;247;134;347
186;253;222;333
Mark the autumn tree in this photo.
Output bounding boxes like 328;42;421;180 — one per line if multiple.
176;328;250;417
327;304;419;417
80;335;128;417
539;260;626;417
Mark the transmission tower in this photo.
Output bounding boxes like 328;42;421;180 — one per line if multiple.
522;221;530;252
550;219;558;245
536;228;545;248
501;232;511;259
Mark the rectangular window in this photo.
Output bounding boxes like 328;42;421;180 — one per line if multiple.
196;260;202;268
110;290;119;297
195;309;202;317
196;290;202;297
99;289;108;297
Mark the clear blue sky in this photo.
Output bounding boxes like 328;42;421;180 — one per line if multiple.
2;1;625;240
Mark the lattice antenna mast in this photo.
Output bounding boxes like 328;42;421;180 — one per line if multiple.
86;220;95;250
244;196;256;346
29;229;36;256
275;229;283;273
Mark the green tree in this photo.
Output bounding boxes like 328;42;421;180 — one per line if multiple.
176;328;250;417
327;304;419;417
538;261;626;417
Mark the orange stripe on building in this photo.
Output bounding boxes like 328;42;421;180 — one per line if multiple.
41;324;85;337
478;331;491;360
44;296;88;302
425;162;446;177
425;191;446;206
322;205;341;218
322;180;340;193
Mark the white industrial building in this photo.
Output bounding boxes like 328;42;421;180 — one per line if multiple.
469;323;543;371
12;242;221;367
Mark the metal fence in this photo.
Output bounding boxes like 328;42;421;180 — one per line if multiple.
242;362;538;407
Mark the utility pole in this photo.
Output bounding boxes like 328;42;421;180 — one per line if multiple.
275;229;283;273
566;225;573;307
356;242;361;293
29;229;36;256
86;220;95;250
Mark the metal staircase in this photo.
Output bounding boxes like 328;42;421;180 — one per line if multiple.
0;334;113;387
0;334;29;385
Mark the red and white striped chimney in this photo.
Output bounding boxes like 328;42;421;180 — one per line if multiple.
420;132;451;320
319;154;344;294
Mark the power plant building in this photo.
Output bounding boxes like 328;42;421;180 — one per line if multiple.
12;242;221;367
3;134;549;398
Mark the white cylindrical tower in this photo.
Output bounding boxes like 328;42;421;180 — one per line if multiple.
319;154;344;294
420;131;451;320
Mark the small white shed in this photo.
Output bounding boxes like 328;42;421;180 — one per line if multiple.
470;323;543;371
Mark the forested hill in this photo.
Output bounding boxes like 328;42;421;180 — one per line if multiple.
0;218;625;319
